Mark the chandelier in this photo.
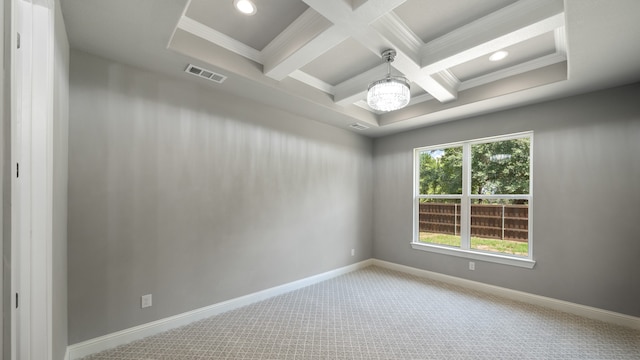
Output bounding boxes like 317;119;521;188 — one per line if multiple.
366;49;411;112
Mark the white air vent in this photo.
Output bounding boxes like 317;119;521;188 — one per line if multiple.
185;64;227;84
349;123;369;130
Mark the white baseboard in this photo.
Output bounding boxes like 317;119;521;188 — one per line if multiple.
67;258;639;359
372;259;640;331
66;259;374;360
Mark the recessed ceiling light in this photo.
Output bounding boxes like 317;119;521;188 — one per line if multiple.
489;50;509;62
234;0;256;15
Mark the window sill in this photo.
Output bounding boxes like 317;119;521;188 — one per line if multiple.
411;242;536;269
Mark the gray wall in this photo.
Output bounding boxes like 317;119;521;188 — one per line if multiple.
373;82;640;317
67;51;373;344
53;1;69;359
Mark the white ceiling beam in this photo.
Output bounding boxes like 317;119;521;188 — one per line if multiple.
458;52;566;92
270;0;563;106
176;16;262;63
421;0;565;74
370;12;423;64
336;25;458;103
261;9;345;81
303;0;407;35
289;70;334;94
333;64;387;105
306;0;458;103
262;0;406;81
554;26;567;57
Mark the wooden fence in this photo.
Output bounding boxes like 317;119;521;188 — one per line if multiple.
419;202;528;242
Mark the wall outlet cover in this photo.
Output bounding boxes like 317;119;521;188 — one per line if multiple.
141;294;152;308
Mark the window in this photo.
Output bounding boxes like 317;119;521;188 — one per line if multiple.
412;132;534;268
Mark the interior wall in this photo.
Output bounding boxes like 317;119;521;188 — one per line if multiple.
67;50;373;344
52;1;69;359
373;82;640;317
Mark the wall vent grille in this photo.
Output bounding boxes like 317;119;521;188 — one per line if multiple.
185;64;227;84
349;123;369;130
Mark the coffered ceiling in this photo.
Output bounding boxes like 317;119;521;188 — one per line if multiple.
60;0;640;136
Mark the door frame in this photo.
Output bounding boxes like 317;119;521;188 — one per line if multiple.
10;0;55;358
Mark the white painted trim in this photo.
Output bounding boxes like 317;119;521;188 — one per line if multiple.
11;0;57;358
264;26;347;81
30;3;55;359
372;259;640;330
333;64;386;105
304;0;457;104
459;52;566;91
0;0;4;352
261;8;329;63
420;0;564;73
10;0;21;357
14;1;34;358
554;26;567;57
67;258;640;359
166;0;191;50
66;260;374;360
372;12;423;62
410;242;535;268
433;69;461;92
289;70;334;94
176;16;262;63
412;132;534;265
261;8;339;80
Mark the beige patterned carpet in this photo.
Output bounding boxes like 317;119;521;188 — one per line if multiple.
83;266;640;359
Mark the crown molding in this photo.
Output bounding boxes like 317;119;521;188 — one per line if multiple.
371;12;423;63
554;26;567;57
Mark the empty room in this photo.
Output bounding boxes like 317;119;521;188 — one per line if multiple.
2;0;640;359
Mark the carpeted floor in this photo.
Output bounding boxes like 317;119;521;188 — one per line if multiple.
83;266;640;359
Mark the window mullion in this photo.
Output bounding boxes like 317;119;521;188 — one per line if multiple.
460;143;471;249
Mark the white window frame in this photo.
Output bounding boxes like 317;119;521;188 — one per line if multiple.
411;132;535;269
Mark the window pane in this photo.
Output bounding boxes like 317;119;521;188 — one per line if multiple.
470;199;529;256
418;198;461;248
418;146;463;195
471;138;530;195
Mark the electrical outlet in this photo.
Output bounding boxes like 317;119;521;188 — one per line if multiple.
351;248;355;257
469;261;475;271
141;294;152;308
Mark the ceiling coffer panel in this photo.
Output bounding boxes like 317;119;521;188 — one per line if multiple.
186;0;309;51
168;0;571;131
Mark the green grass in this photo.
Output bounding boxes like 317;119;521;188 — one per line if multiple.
419;232;528;256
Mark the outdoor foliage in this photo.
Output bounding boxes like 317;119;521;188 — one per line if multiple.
419;147;462;194
419;138;530;196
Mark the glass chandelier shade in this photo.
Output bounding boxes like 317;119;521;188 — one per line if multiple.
366;49;410;112
367;76;411;112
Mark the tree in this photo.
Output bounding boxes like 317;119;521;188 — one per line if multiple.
419;147;462;195
419;138;529;196
470;138;530;195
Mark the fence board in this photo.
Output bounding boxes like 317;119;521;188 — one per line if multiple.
419;203;528;242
